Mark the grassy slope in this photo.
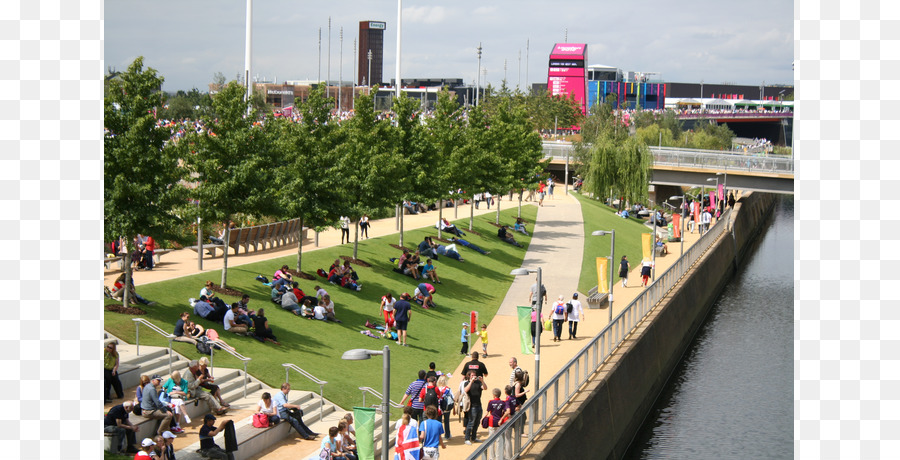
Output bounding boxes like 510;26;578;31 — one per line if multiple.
572;192;652;294
104;207;537;418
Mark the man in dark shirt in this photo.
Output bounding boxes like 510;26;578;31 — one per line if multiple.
103;400;139;454
463;351;489;378
173;312;196;344
393;293;413;346
198;414;234;460
463;371;487;445
193;296;216;321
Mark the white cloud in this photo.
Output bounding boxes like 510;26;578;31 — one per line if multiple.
403;6;448;25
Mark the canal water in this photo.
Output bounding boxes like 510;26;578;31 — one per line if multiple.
625;195;793;459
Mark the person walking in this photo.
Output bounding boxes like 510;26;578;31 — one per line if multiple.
462;371;487;445
619;255;630;288
640;259;653;287
359;214;370;239
550;295;568;342
339;216;351;244
567;293;583;339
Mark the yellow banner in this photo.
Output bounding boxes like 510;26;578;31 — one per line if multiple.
596;257;608;293
642;233;652;260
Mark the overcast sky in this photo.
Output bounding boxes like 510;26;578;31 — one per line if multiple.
105;0;793;93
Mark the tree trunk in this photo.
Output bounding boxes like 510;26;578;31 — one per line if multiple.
495;194;501;225
353;219;360;260
437;202;443;239
296;217;304;272
220;223;230;288
399;203;405;247
454;196;458;219
197;219;203;270
123;252;133;307
469;195;475;231
518;190;523;218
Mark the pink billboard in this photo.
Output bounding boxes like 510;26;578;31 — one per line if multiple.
547;43;588;115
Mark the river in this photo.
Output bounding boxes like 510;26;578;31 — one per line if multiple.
625;195;794;459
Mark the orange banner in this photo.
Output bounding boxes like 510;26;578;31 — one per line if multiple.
673;214;681;238
596;257;608;293
642;233;652;260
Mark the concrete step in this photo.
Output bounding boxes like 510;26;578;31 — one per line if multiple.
173;391;340;460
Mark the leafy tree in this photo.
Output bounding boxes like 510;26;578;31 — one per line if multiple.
104;57;188;305
420;90;464;239
334;91;408;259
391;93;426;247
271;85;343;271
455;105;500;230
182;81;280;287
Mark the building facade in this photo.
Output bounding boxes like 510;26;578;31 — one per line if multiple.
358;21;386;86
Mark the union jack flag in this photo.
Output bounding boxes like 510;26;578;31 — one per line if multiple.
394;424;420;460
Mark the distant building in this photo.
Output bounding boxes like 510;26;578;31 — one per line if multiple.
358;21;386;86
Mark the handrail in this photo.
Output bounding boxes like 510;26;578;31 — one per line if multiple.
470;208;733;459
283;363;329;422
209;340;251;398
131;318;176;376
357;386;404;410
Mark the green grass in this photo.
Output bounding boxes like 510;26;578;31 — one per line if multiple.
572;192;652;294
104;207;537;418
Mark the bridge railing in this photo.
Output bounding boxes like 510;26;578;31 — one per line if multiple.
469;209;733;460
650;147;793;173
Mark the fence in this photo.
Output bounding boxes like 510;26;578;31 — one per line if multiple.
357;386;404;410
650;147;793;174
469;208;733;459
131;318;176;375
283;363;329;422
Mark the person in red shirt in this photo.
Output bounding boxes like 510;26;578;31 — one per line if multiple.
537;182;547;207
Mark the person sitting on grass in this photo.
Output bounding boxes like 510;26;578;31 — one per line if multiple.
273;265;293;290
449;237;490;255
341;260;359;281
271;285;286;305
320;294;342;323
497;225;523;247
252;308;280;344
438;218;466;237
223;304;249;335
399;250;421;280
173;312;197;345
513;218;529;236
420;259;441;284
418;237;438;260
280;286;302;316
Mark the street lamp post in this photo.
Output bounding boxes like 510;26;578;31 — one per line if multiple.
342;346;390;460
591;230;615;323
510;267;542;391
476;43;482;106
367;49;373;94
396;0;402;100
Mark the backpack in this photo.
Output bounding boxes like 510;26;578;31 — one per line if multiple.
439;387;454;412
566;302;573;314
457;385;471;414
423;386;439;410
317;268;328;278
554;303;566;315
196;336;212;355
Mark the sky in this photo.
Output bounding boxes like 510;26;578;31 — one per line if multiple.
104;0;793;93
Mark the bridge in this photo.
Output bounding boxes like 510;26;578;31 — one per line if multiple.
542;142;794;194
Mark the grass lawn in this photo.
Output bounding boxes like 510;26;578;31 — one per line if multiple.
104;206;537;418
572;192;652;294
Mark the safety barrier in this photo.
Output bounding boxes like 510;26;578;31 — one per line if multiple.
131;318;176;376
283;363;329;422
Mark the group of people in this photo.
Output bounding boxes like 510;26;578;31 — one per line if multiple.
394;354;530;455
274;280;342;323
327;258;362;291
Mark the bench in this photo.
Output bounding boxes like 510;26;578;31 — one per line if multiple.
153;248;175;265
104;256;124;270
187;243;226;258
585;286;609;309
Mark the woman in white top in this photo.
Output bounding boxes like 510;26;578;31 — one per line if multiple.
550;295;568;342
359;214;370;239
257;392;280;424
380;293;396;331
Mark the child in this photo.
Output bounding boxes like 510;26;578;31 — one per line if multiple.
460;323;469;355
479;324;489;357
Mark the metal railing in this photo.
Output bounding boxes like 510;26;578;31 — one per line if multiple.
208;340;251;398
131;318;176;376
470;208;733;459
283;363;329;422
650;147;793;174
357;386;404;410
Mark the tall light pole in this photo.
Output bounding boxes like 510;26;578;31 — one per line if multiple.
591;230;616;323
476;43;482;106
510;267;542;391
318;28;322;84
327;17;332;101
525;39;530;94
396;0;402;100
244;0;253;108
367;49;373;94
342;346;390;460
352;37;356;111
339;27;343;112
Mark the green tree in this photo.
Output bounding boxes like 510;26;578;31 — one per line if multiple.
485;99;545;223
271;85;342;271
104;57;188;305
335;90;408;259
420;90;465;239
182;81;280;287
